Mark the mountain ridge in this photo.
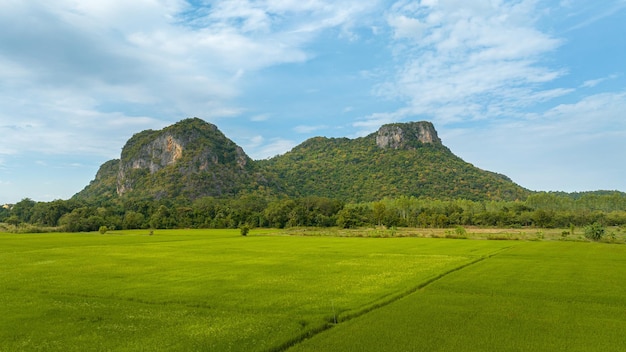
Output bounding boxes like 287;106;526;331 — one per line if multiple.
74;117;530;203
259;122;526;201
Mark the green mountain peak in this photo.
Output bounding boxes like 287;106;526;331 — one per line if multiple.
75;118;530;203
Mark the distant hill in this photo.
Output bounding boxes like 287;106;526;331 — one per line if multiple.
74;118;272;202
74;118;530;203
259;121;529;201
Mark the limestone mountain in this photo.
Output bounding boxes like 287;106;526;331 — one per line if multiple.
75;118;270;202
260;121;529;202
75;118;530;203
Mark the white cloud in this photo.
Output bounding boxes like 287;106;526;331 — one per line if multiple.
353;109;410;136
293;125;328;134
580;74;619;88
377;0;566;124
250;114;270;122
564;1;626;31
387;15;425;40
240;134;295;159
443;91;626;191
541;91;626;135
248;138;297;160
0;0;379;160
249;135;265;147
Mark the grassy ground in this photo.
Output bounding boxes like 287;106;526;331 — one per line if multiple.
282;226;626;243
0;229;512;351
289;241;626;351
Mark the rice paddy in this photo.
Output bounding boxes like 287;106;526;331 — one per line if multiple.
1;229;624;351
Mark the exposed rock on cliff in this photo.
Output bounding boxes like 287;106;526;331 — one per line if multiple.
102;118;262;199
376;121;442;149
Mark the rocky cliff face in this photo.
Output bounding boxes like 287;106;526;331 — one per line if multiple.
115;118;255;198
116;134;183;194
375;121;442;149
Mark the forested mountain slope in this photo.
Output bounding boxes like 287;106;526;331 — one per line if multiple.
75;118;529;203
260;122;529;202
74;118;273;202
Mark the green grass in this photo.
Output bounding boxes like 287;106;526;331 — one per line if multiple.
289;241;626;352
4;230;625;351
0;229;511;351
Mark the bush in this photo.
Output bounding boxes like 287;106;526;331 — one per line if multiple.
240;225;250;236
584;222;605;241
99;226;108;234
6;215;21;227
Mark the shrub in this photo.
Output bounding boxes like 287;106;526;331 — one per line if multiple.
99;226;108;234
6;215;20;227
606;231;617;243
584;222;605;241
444;226;467;239
240;225;250;236
488;234;510;241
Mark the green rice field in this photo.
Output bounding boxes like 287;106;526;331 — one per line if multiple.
1;229;625;351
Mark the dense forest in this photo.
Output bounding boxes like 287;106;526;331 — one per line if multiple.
2;191;626;233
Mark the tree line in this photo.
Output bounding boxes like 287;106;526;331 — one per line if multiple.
2;191;626;232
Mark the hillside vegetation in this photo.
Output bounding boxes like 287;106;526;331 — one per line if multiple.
75;118;529;203
259;133;527;202
76;118;271;202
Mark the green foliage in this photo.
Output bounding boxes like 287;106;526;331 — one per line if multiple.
99;226;108;234
336;206;371;228
240;224;250;236
72;160;120;204
11;198;36;223
584;222;606;241
0;206;9;223
12;193;626;233
5;215;21;227
123;211;145;229
260;133;529;202
58;207;105;232
30;199;75;227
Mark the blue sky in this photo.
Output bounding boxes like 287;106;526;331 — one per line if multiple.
1;0;625;204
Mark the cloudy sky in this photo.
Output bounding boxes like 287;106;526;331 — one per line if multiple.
1;0;625;203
